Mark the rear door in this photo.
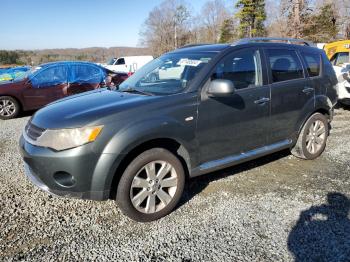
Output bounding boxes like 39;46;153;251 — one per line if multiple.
265;48;315;144
300;50;323;97
67;64;103;95
23;65;68;109
196;47;271;164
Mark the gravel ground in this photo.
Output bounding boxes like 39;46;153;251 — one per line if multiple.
1;107;350;261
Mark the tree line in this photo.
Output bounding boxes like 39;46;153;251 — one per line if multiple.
0;47;149;67
140;0;350;56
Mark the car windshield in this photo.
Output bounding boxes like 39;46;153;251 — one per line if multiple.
107;58;116;65
118;52;216;95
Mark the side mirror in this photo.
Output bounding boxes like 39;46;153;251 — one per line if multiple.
25;79;31;87
207;79;235;97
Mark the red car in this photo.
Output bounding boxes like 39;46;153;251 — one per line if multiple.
0;61;110;120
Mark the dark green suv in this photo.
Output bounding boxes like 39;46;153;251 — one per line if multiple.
20;38;338;222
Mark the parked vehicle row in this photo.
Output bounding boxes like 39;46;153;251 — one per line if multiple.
0;61;119;120
20;38;338;222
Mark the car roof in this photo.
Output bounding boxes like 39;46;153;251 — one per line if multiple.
39;61;103;68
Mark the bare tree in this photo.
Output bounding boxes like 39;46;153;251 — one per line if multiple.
139;0;192;56
281;0;312;38
265;0;289;37
198;0;229;43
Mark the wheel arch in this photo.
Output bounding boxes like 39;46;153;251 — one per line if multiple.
0;94;23;110
295;105;332;144
294;94;333;139
108;137;191;199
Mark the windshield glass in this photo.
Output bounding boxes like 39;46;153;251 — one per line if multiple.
108;58;116;65
119;52;216;95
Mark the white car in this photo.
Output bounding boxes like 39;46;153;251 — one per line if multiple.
102;56;153;73
335;63;350;106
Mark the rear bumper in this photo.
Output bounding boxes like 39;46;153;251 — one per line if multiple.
19;135;116;201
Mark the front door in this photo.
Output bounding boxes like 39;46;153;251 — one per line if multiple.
23;65;68;110
196;47;270;165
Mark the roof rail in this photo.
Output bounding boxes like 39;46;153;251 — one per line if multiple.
233;37;314;47
179;43;209;49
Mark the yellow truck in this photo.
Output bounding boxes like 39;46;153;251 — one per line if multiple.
324;40;350;65
323;40;350;105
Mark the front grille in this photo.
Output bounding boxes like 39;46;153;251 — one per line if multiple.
25;121;46;141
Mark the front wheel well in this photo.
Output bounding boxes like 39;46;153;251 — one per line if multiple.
109;138;191;199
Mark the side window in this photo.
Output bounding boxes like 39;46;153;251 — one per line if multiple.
70;65;104;84
116;58;125;65
267;49;304;83
212;49;263;90
334;52;349;66
30;66;67;88
302;52;321;77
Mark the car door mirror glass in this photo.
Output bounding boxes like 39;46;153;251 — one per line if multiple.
207;79;235;97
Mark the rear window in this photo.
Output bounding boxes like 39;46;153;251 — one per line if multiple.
302;52;321;77
267;49;304;83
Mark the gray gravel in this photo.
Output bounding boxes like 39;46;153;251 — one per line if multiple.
1;108;350;261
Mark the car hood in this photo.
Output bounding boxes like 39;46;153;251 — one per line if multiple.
31;89;156;129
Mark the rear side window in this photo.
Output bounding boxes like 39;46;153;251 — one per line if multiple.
302;52;321;77
69;65;104;84
267;49;304;83
212;48;263;89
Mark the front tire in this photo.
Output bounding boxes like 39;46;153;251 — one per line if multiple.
116;148;185;222
0;96;20;120
291;113;329;160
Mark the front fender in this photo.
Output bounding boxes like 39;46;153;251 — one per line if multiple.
90;116;197;195
102;116;196;155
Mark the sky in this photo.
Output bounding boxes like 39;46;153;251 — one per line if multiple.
0;0;215;50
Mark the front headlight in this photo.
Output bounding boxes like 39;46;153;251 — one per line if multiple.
25;125;103;151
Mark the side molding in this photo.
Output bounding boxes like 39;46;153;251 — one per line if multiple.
191;139;292;177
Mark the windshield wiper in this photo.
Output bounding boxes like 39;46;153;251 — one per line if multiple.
120;87;153;96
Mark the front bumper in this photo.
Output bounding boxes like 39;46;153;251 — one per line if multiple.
19;135;116;201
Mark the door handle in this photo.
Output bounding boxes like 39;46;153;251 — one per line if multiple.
254;97;270;105
302;87;314;94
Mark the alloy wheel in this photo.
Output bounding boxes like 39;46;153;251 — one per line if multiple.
0;99;16;117
129;160;178;214
305;119;326;154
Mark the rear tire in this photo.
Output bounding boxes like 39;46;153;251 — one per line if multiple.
0;96;20;120
291;113;329;160
116;148;185;222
